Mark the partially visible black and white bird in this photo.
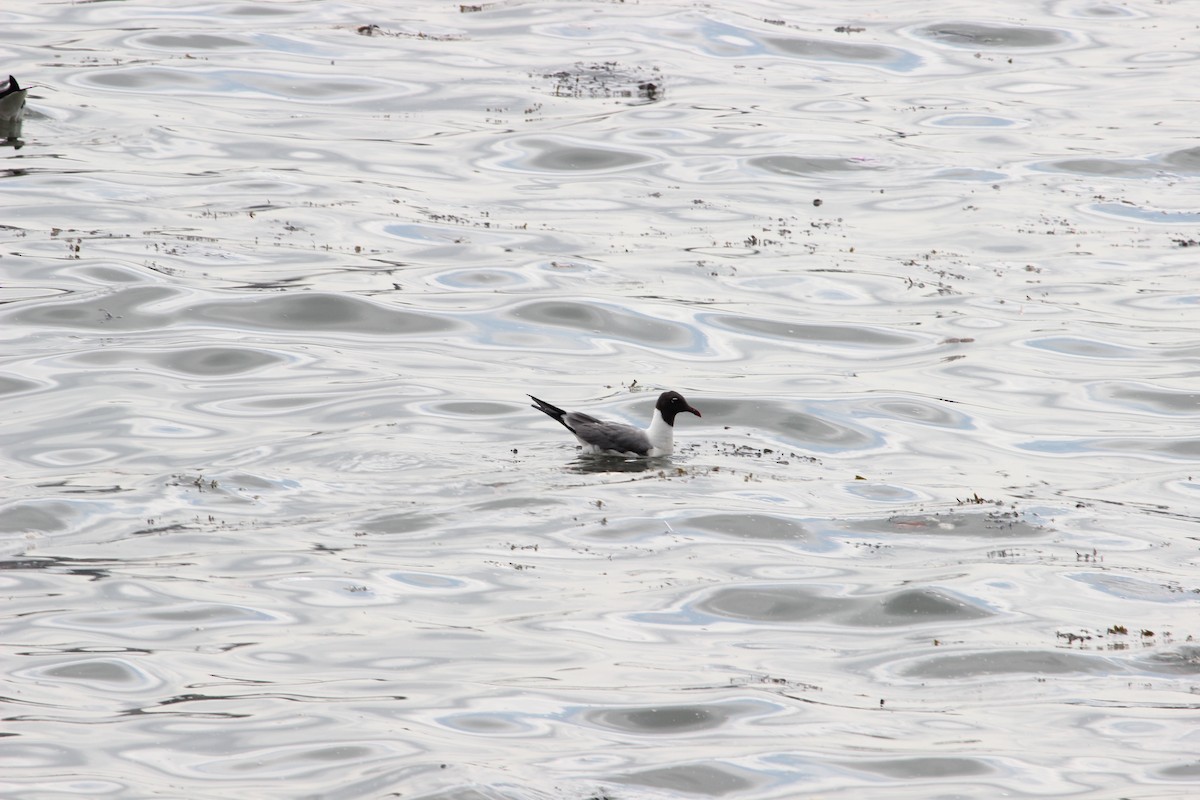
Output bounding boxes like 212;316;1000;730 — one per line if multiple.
0;75;27;142
528;390;701;457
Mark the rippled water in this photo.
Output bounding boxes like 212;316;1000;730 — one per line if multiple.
3;1;1200;798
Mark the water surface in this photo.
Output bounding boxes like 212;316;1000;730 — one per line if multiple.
2;2;1199;798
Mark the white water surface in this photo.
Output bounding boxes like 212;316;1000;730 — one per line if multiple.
2;2;1199;798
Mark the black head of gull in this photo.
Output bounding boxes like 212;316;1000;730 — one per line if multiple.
529;390;701;457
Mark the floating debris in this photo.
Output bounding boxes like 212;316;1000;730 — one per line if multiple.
537;61;664;103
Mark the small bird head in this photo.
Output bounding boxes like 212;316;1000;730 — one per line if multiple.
656;390;701;425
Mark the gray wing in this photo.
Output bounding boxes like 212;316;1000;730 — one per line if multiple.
565;413;651;455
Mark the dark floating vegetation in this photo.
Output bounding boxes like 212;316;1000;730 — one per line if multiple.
1056;625;1180;652
537;61;664;103
350;23;466;41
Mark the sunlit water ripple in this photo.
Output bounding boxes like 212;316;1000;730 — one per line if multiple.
2;1;1199;798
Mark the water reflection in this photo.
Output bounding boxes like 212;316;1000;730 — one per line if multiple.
0;555;117;581
909;21;1079;49
565;454;672;474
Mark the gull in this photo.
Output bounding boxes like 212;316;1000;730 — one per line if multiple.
0;75;27;142
528;390;701;457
